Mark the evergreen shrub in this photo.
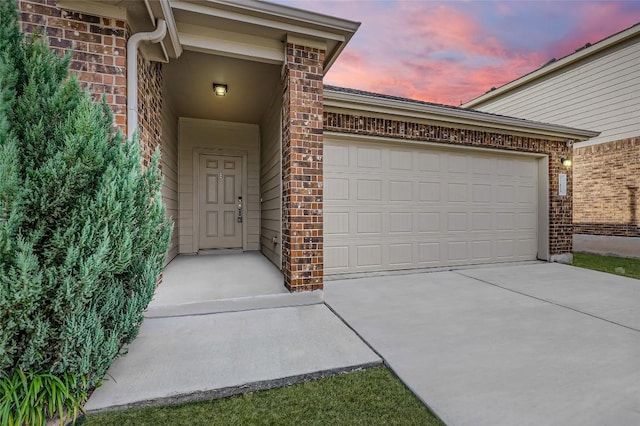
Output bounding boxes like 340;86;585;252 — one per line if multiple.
0;0;172;422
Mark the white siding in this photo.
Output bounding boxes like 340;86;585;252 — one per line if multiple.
178;118;260;253
259;92;282;269
161;101;179;264
472;36;640;146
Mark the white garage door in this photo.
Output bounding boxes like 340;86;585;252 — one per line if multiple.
324;139;540;275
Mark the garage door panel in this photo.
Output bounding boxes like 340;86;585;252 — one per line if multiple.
418;152;441;171
496;185;516;203
356;179;382;200
447;212;468;232
447;183;468;202
325;140;539;275
517;159;537;178
325;144;349;167
471;240;493;261
356;147;382;168
447;154;468;173
326;178;349;200
418;182;441;202
356;245;382;267
389;212;413;233
419;242;440;263
518;239;537;257
418;212;441;232
390;150;413;170
518;212;537;230
356;212;382;234
472;157;492;175
326;246;349;270
518;185;536;204
497;158;515;175
471;212;492;231
325;212;349;235
389;243;413;266
472;184;492;203
447;241;469;261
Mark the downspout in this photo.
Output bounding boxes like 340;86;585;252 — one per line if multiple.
127;19;167;140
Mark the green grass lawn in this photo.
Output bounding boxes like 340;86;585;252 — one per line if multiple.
573;252;640;279
80;366;443;426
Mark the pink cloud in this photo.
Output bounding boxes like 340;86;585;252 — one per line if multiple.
279;0;640;105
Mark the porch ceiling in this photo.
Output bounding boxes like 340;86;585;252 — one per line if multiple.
164;50;280;124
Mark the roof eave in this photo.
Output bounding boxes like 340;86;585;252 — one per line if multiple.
186;0;360;73
325;89;600;141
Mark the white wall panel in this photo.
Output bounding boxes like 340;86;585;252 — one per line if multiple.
471;36;640;146
161;98;179;264
259;91;282;268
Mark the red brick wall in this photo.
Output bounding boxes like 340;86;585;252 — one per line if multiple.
281;43;324;291
137;54;163;167
18;0;127;129
324;112;574;256
574;137;640;237
18;0;164;167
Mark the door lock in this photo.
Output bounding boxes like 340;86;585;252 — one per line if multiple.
237;196;243;223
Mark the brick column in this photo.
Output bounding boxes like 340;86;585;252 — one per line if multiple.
549;150;573;261
281;42;325;291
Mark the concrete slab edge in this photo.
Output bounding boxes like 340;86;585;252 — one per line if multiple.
145;290;324;318
84;360;383;414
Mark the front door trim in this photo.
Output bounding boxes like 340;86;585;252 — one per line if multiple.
192;148;249;252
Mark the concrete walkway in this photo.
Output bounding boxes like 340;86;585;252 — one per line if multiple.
86;304;381;411
325;262;640;426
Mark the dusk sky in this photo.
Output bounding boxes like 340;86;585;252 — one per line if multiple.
276;1;640;105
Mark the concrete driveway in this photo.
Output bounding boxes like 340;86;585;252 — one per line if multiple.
325;262;640;426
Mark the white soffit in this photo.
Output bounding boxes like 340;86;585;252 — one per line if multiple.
169;0;359;70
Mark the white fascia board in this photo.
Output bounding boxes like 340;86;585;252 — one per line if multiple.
160;0;183;58
179;31;283;64
464;24;640;108
325;90;600;141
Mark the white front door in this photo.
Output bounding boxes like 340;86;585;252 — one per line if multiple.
199;155;243;249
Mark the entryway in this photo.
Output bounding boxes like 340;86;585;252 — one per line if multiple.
147;252;321;318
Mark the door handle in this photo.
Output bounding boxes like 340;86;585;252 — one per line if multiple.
237;196;243;223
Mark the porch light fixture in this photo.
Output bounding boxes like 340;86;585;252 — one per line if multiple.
213;83;228;97
560;157;572;167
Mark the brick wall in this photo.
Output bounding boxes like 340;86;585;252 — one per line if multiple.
136;54;163;167
18;0;127;130
281;43;324;291
574;137;640;237
18;0;164;167
324;112;574;256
